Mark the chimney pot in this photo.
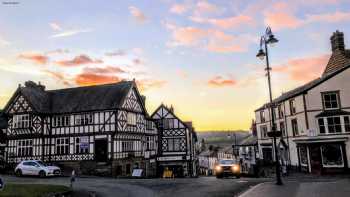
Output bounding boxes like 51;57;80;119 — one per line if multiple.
331;30;345;52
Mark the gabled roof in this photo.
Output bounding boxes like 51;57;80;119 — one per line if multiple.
4;80;135;114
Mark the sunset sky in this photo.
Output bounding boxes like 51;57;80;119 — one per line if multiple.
1;0;350;131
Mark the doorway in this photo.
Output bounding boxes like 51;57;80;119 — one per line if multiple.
95;139;108;162
309;145;322;174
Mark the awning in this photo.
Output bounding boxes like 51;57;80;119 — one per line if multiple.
315;109;350;118
293;136;348;144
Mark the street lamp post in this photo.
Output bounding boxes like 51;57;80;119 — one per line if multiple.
256;26;283;186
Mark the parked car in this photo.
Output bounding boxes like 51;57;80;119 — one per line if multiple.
214;159;240;178
14;160;61;177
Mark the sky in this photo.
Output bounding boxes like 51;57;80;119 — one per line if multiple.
1;0;350;131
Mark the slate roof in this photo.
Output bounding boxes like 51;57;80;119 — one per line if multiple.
5;80;134;114
315;109;350;118
255;64;350;112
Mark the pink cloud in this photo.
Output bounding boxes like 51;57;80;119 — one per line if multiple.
136;79;167;91
191;15;255;29
55;54;103;67
264;12;303;30
194;0;219;16
170;3;189;14
306;11;350;23
274;54;330;82
18;53;49;65
208;76;237;87
170;26;208;46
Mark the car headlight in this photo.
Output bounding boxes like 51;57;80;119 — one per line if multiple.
215;166;222;172
232;165;239;172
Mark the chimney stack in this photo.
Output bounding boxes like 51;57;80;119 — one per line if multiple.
331;30;345;52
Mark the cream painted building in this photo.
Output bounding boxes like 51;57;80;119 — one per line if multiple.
255;31;350;174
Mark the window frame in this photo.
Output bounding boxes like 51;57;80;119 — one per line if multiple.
260;111;265;123
344;116;350;132
127;112;137;126
289;99;296;115
291;118;299;136
260;125;268;138
326;116;342;133
55;137;70;155
322;91;340;110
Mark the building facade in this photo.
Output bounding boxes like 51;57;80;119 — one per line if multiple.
255;31;350;174
3;80;158;177
151;104;198;177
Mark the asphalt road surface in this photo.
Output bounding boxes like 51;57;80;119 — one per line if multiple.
1;175;266;197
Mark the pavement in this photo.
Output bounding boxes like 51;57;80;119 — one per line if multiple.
0;175;266;197
239;177;350;197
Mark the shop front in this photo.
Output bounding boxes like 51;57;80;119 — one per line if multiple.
296;138;348;174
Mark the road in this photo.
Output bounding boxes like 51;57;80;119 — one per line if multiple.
1;175;266;197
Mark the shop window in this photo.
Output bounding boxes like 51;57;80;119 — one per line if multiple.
344;116;350;132
322;92;340;110
299;146;308;166
318;118;326;134
327;117;342;133
321;144;344;167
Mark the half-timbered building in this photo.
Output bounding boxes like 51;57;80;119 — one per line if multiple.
151;104;198;177
3;80;158;177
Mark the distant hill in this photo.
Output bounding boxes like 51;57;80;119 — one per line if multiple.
197;130;250;148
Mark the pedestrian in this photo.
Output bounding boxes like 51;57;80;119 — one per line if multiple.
70;170;76;188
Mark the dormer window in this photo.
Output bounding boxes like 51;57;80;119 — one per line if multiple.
322;92;340;110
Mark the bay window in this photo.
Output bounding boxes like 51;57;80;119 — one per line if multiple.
344;116;350;132
318;119;326;134
327;117;342;133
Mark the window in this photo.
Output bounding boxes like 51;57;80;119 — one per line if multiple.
278;105;284;119
279;122;286;136
321;144;344;167
290;99;296;115
291;119;298;136
13;114;30;128
260;125;268;138
322;92;340;110
344;116;350;132
127;113;136;126
74;114;93;125
56;138;69;155
318;118;326;134
75;137;89;154
53;116;70;127
166;138;181;151
122;141;134;152
260;111;265;122
17;139;33;156
327;117;342;133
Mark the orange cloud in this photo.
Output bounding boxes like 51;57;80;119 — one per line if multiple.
274;54;330;82
18;53;49;65
44;70;72;86
75;73;122;86
55;54;103;66
129;6;147;23
75;65;126;86
171;26;208;46
208;76;237;87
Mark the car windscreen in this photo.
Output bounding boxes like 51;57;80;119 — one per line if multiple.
36;161;47;166
219;160;234;165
